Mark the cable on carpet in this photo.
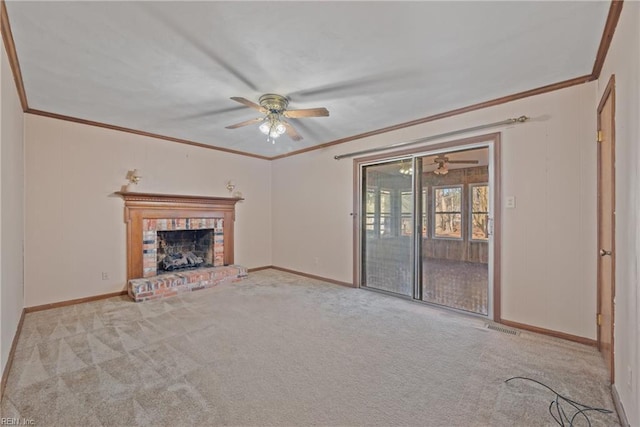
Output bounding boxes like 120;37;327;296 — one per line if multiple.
505;376;614;427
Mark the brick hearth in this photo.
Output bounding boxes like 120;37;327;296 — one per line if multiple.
129;265;248;302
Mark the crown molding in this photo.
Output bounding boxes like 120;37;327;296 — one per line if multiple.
271;75;591;160
0;0;27;110
26;108;271;161
1;1;623;161
591;0;624;80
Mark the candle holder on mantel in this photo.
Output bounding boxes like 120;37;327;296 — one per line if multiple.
123;169;142;192
226;180;243;199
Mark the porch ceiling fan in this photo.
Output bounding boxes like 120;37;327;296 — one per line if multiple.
225;94;329;143
431;156;479;175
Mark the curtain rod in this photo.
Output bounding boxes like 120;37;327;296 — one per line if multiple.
333;115;529;160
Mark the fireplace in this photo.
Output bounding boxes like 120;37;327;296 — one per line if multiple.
118;192;247;302
117;192;241;281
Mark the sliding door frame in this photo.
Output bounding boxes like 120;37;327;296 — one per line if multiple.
353;132;502;320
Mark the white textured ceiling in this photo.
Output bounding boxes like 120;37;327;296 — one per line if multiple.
6;1;610;158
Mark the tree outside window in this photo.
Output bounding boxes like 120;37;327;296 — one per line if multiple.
422;189;428;238
434;186;462;239
365;187;376;233
401;191;412;236
380;190;391;237
470;184;489;241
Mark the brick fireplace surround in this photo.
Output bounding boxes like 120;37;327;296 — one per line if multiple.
117;192;247;302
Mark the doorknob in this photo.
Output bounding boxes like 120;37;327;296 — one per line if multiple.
599;249;612;257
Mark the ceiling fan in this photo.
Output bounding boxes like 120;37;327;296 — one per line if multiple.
225;94;329;143
431;156;479;175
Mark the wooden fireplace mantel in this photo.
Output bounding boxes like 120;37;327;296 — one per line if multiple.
116;192;242;208
116;192;243;281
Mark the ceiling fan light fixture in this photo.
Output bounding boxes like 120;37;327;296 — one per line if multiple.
226;93;327;143
434;163;449;175
399;165;413;175
259;113;286;142
258;121;271;135
273;122;286;136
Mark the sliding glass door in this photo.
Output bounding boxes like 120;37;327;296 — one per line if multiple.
361;159;414;297
359;144;494;317
419;151;490;315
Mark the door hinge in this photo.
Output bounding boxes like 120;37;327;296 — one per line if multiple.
597;313;602;326
597;130;603;143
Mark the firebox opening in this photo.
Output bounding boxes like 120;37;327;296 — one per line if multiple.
157;229;214;273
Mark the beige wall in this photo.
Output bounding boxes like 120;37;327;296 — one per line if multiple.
0;39;25;374
273;82;598;340
598;2;640;425
24;115;272;307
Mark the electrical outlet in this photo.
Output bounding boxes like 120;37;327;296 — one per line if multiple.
314;257;319;266
505;196;516;209
101;272;109;280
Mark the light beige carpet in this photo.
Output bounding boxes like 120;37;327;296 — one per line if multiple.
1;269;618;426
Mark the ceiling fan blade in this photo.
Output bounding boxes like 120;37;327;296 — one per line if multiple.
446;160;480;164
230;97;267;113
225;117;263;129
283;108;330;118
283;121;303;141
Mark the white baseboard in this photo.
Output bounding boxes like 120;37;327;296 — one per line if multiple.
612;383;630;427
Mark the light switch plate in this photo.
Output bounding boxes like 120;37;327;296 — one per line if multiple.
505;196;516;209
